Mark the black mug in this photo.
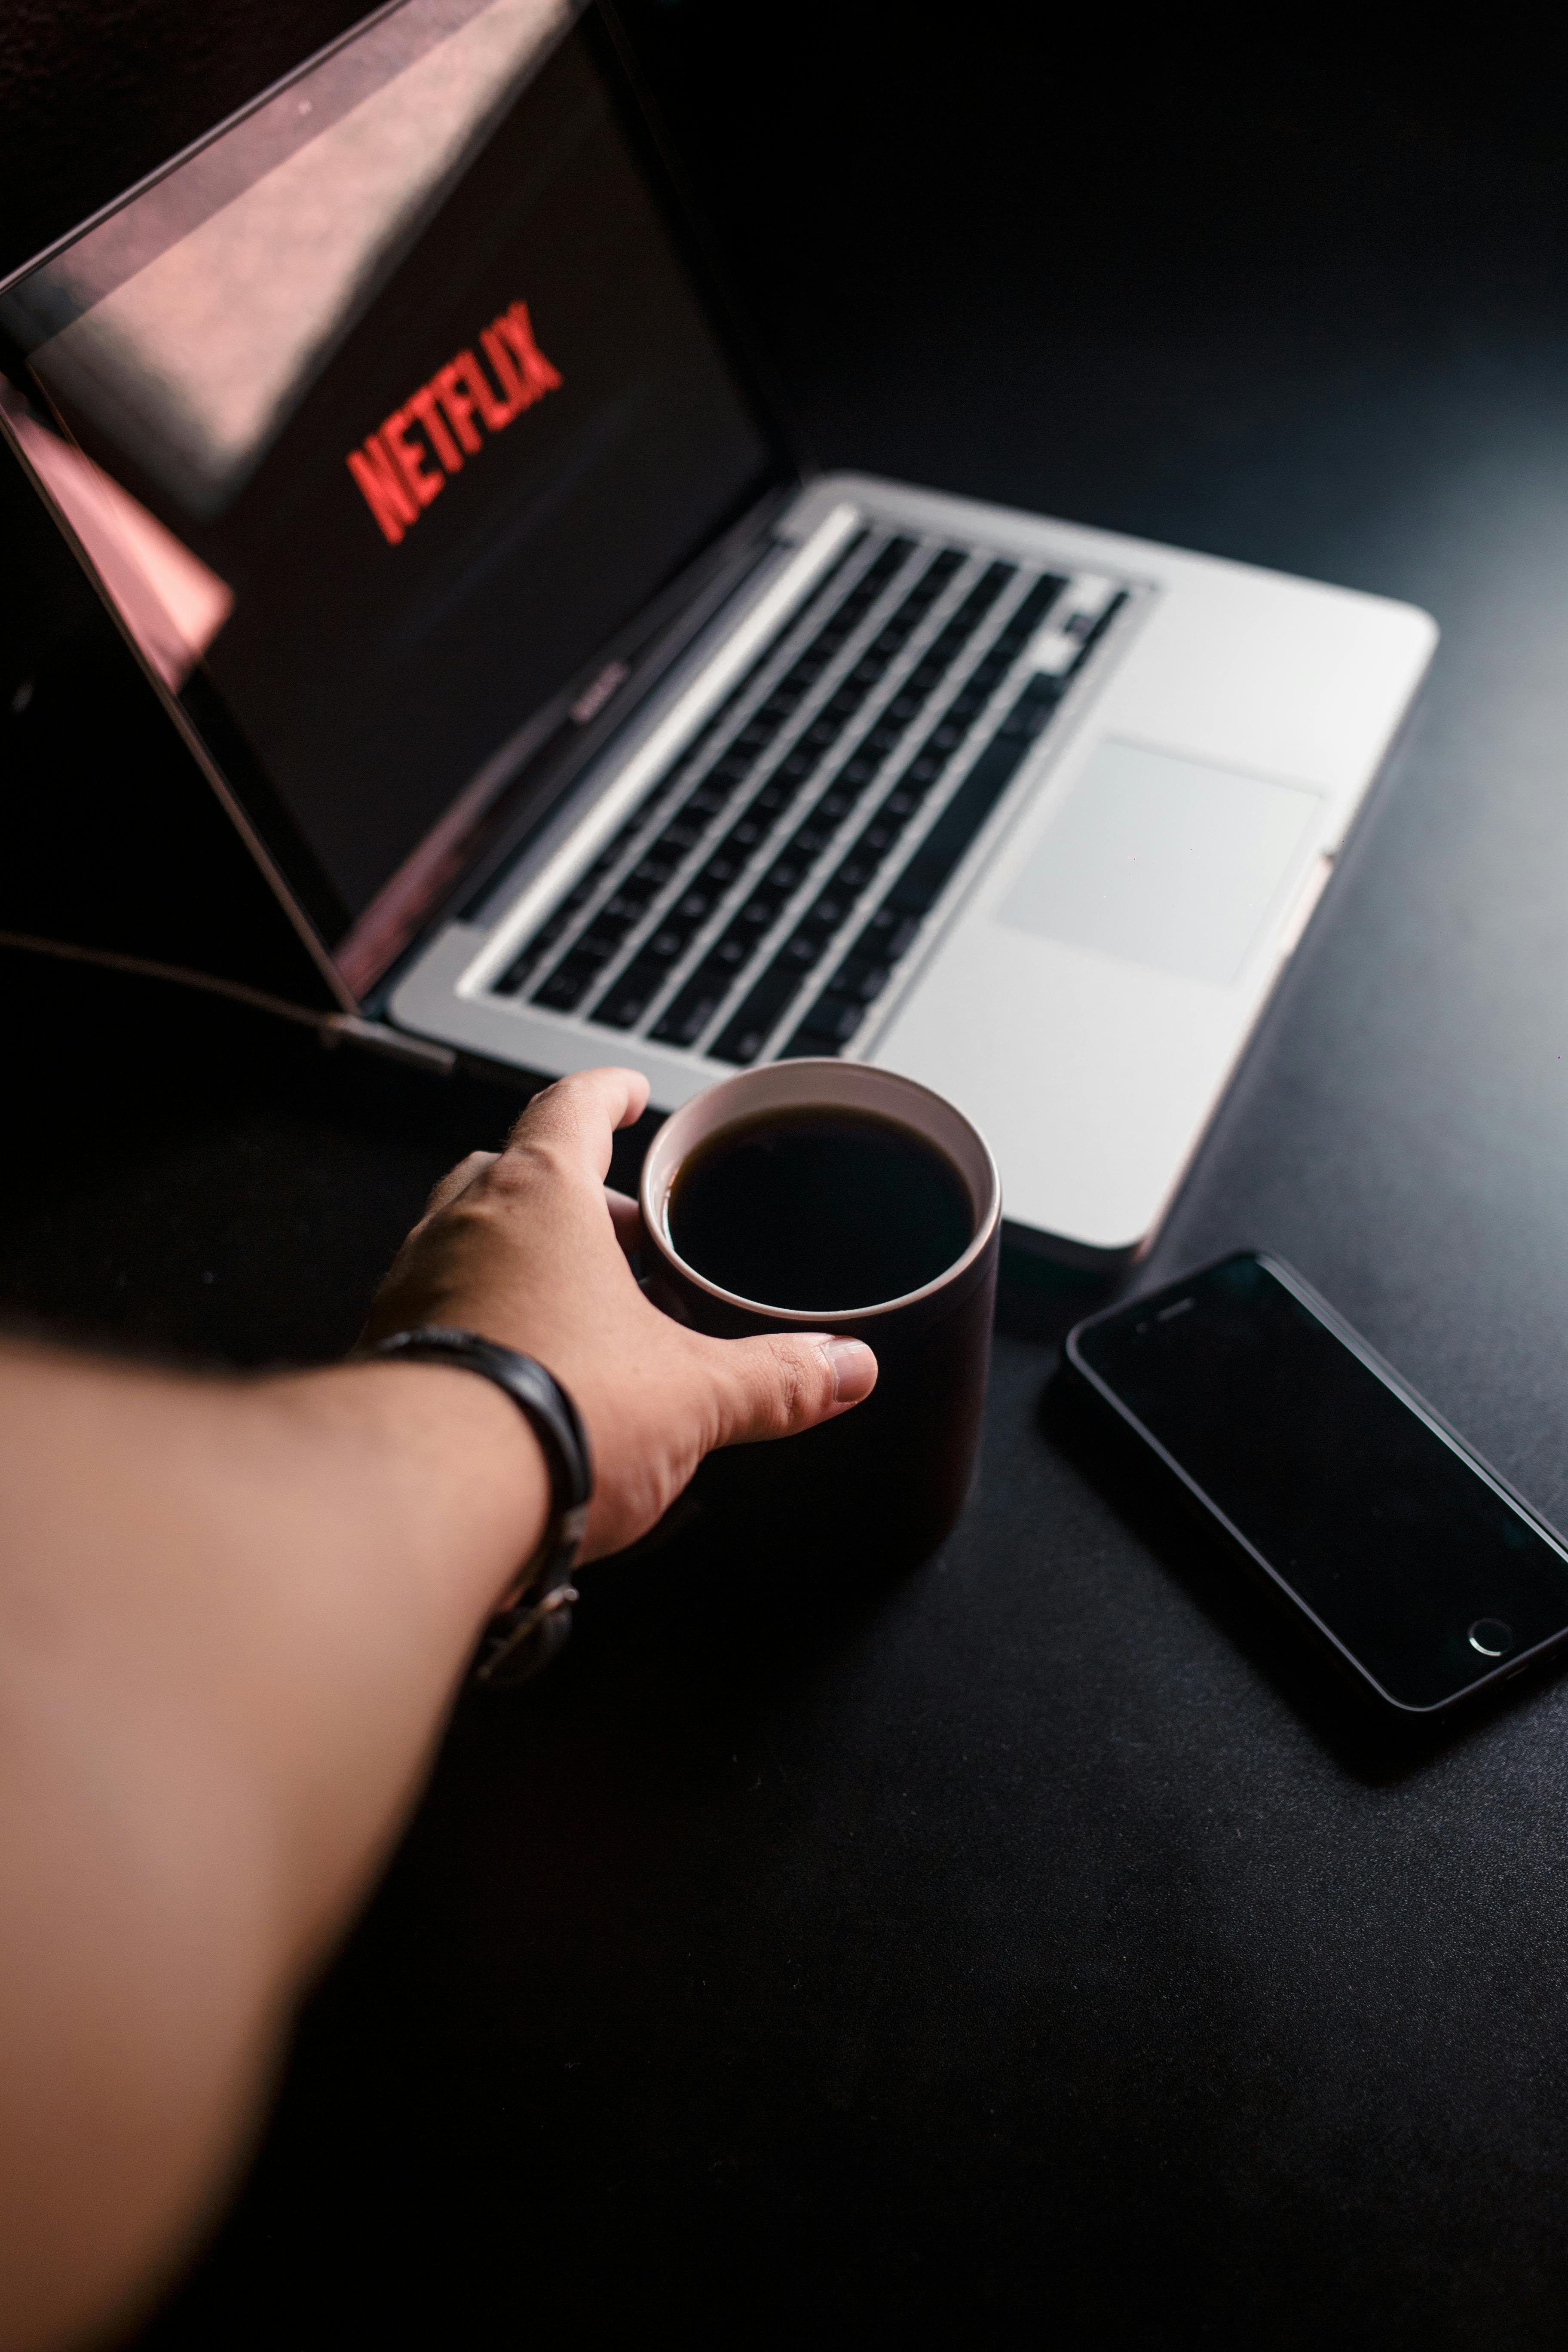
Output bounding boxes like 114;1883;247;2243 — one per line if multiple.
639;1059;1001;1577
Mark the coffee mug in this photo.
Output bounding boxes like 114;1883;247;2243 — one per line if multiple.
639;1058;1001;1577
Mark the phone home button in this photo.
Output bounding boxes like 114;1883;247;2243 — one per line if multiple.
1468;1618;1515;1658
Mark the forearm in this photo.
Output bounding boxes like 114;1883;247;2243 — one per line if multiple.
0;1064;873;2349
0;1342;547;2349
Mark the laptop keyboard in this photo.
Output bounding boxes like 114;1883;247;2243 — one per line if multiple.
492;526;1127;1062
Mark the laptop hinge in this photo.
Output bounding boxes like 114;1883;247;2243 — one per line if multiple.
322;1013;456;1075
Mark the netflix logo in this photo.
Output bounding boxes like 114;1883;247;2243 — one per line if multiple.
346;300;563;546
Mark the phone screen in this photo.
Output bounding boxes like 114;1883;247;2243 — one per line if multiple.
1069;1253;1568;1711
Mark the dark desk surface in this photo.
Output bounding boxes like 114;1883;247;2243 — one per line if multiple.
7;8;1568;2342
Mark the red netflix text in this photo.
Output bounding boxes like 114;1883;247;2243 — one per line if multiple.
346;300;563;546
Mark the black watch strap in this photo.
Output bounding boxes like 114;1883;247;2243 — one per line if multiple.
368;1326;592;1685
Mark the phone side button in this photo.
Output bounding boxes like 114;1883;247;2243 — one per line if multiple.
1468;1618;1515;1657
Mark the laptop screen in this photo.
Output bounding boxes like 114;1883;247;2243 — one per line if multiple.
0;0;790;987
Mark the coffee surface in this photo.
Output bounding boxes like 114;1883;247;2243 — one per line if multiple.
667;1106;974;1311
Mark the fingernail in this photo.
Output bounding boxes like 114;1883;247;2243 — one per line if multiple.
820;1336;876;1404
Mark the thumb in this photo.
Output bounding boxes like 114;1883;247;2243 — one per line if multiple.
708;1330;878;1449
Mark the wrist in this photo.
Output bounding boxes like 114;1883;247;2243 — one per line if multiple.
273;1358;553;1630
359;1329;592;1683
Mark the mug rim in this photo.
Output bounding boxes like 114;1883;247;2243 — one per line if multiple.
638;1057;1002;1325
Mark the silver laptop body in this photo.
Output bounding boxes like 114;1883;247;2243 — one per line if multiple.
0;0;1435;1262
396;471;1433;1258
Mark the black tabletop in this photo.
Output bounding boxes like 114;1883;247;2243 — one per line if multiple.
6;9;1568;2343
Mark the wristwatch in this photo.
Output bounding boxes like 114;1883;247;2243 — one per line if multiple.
367;1325;592;1684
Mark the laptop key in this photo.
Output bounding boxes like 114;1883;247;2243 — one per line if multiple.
662;922;826;1052
1069;590;1127;671
998;675;1063;740
534;945;613;1009
710;960;809;1064
790;817;835;858
886;713;1039;918
656;991;726;1046
814;788;855;824
650;950;736;1041
799;994;863;1043
778;999;867;1058
494;910;573;994
856;906;921;961
593;952;670;1029
491;860;613;994
802;888;851;932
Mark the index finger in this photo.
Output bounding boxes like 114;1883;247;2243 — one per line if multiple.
505;1066;651;1182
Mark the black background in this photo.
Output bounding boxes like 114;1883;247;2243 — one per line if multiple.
8;4;1568;2344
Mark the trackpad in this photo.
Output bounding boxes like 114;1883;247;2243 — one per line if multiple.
998;740;1322;987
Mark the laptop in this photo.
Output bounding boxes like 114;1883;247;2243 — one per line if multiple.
0;0;1436;1263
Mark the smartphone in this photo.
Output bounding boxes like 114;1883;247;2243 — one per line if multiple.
1066;1251;1568;1714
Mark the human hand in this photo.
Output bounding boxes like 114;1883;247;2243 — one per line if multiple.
360;1067;877;1559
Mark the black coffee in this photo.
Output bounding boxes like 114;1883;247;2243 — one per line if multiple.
668;1105;974;1311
